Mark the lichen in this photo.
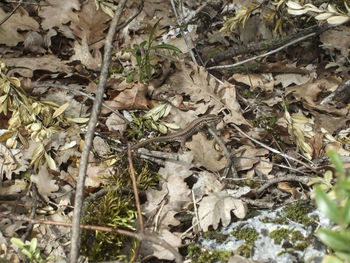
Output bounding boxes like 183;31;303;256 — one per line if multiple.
187;244;232;263
231;227;258;257
283;203;315;227
269;228;309;253
202;231;229;244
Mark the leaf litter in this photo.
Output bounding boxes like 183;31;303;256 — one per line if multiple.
0;0;349;262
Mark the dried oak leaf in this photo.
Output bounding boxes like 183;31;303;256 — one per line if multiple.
165;62;223;113
143;153;192;228
228;73;274;93
2;56;72;78
0;144;28;180
192;171;224;200
103;83;149;112
235;145;269;171
31;164;59;202
141;229;181;261
70;36;102;70
70;0;109;48
186;133;226;172
197;191;247;232
39;0;80;30
0;8;39;46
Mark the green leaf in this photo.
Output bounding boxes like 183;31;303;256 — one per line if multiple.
135;55;142;66
145;63;151;81
11;237;25;248
150;44;182;52
323;255;343;263
315;186;340;224
343;199;350;225
339;180;350;191
140;41;147;47
33;249;41;260
21;248;32;259
29;238;37;252
328;150;345;175
317;229;350;252
149;19;161;45
324;170;333;184
335;251;350;261
126;75;134;83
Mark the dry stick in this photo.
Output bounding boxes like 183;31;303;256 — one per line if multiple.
0;0;23;26
230;123;322;175
255;174;311;197
31;83;128;122
0;212;182;263
207;33;315;70
169;0;197;64
88;0;145;48
22;184;38;241
69;1;128;262
127;144;144;262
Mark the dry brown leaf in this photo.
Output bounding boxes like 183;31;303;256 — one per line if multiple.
254;157;273;176
70;0;109;48
142;154;192;229
31;164;59;202
44;90;89;118
192;171;224;200
197;191;247;232
186;133;226;172
286;79;328;106
309;133;324;159
143;184;168;217
0;8;39;46
0;180;27;196
39;0;80;30
228;73;274;93
277;182;299;199
235;145;269;171
219;83;251;126
141;229;181;261
275;73;310;88
2;56;72;78
70;36;102;70
163;62;223;113
320;26;350;56
103;83;148;112
23;32;45;54
105;113;127;133
0;144;28;180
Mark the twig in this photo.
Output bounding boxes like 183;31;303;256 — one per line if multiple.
70;1;128;262
0;0;22;26
230;123;322;175
235;156;315;177
88;0;144;47
30;83;128;122
240;197;274;209
127;144;144;262
22;184;38;241
255;174;312;197
207;33;315;70
0;212;183;263
207;127;238;178
169;0;197;64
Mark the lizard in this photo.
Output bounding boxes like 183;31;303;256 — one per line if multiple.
130;114;221;150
